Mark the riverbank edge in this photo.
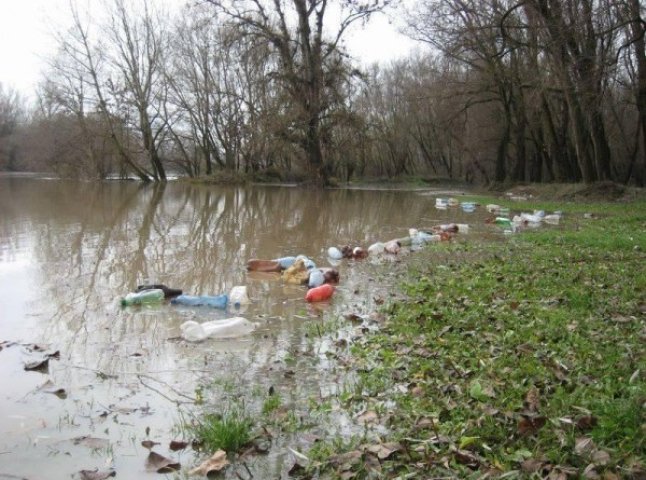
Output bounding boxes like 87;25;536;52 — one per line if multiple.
300;197;646;478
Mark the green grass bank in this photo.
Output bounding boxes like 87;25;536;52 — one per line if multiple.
307;199;645;479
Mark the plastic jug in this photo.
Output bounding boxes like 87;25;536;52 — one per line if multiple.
171;294;228;309
121;289;165;307
180;317;256;341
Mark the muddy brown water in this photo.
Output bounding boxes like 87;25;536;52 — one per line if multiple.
0;175;500;479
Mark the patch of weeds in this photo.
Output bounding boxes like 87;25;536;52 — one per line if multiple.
262;393;282;415
190;406;253;453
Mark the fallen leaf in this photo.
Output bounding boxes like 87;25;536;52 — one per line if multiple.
169;440;189;451
452;449;480;467
592;449;610;466
79;469;116;480
575;437;595;455
583;464;600;479
141;440;159;450
365;442;401;460
24;357;49;372
73;436;110;450
518;415;546;436
188;449;228;476
525;386;540;412
355;410;378;425
521;459;545;473
577;415;598;431
146;451;180;473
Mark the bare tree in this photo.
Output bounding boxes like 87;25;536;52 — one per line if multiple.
206;0;390;185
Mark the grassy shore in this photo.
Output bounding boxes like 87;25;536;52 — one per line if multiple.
305;198;645;479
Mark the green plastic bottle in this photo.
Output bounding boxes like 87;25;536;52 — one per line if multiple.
120;289;164;307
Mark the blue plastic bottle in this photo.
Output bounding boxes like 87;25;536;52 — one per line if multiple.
171;294;228;309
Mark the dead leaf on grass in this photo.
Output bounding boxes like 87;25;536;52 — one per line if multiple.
365;442;401;460
355;410;378;425
576;415;598;431
521;459;546;473
525;386;540;412
188;449;228;476
575;436;596;455
452;449;480;468
145;451;180;473
518;415;546;436
592;449;610;466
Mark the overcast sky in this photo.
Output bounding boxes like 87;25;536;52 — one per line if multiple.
0;0;417;100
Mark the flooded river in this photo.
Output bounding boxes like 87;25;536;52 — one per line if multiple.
0;176;489;479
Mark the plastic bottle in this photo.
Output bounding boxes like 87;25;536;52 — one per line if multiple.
229;286;250;307
180;318;256;342
295;255;316;270
121;289;164;307
305;284;334;302
495;217;513;227
272;256;297;269
171;294;228;309
136;284;183;298
327;247;343;260
367;242;385;256
247;259;281;272
308;269;325;288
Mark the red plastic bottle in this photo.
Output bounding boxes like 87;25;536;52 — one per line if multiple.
305;284;334;302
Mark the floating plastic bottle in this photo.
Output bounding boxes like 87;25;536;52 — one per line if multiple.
247;259;281;272
229;286;250;308
121;289;164;307
305;284;334;302
327;247;343;260
308;269;325;288
136;284;183;298
367;242;385;256
171;294;228;309
180;317;256;341
296;255;316;270
272;256;297;269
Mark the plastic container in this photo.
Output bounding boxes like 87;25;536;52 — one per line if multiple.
308;269;325;288
136;284;183;298
495;217;513;227
171;294;228;309
384;240;401;254
272;256;297;269
436;198;448;207
456;224;469;233
327;247;343;260
296;255;316;270
461;202;476;213
247;259;281;272
305;284;334;302
180;317;256;341
544;214;561;225
367;242;385;256
121;289;164;307
229;286;250;307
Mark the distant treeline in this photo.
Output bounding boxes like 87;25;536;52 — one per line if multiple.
0;0;644;186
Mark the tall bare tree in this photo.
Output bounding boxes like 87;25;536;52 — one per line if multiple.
206;0;390;185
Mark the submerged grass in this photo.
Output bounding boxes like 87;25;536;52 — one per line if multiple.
306;199;645;479
190;407;253;453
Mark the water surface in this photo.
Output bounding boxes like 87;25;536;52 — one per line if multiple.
0;176;487;478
